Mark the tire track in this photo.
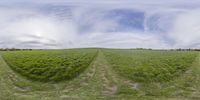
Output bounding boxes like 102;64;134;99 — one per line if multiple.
97;51;118;96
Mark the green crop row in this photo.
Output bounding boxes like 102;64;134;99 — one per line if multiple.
2;49;98;82
102;49;198;82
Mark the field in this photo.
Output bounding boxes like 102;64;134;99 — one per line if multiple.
0;48;200;100
2;49;98;82
103;49;198;82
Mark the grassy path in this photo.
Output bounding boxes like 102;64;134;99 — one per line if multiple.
1;51;200;100
0;51;121;100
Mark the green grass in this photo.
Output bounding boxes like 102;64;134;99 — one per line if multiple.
103;49;198;82
0;48;200;100
2;49;98;82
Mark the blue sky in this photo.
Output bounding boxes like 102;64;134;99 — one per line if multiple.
0;0;200;49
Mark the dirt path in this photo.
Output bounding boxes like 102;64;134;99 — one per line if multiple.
59;50;120;99
97;51;118;96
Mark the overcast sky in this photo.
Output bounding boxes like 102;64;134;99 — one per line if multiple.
0;0;200;49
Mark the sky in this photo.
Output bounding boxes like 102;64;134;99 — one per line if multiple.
0;0;200;49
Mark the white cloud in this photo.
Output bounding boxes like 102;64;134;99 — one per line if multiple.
170;9;200;48
0;7;76;49
0;1;200;49
72;31;170;49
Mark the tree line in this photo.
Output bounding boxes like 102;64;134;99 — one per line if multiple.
0;48;32;51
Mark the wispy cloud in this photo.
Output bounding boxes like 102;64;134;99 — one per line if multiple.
0;0;200;49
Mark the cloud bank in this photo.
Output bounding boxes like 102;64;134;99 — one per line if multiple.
0;0;200;49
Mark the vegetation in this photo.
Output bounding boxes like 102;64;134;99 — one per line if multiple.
0;48;200;100
2;49;98;82
103;49;198;82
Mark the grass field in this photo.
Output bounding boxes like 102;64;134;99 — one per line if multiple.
103;49;198;82
2;49;98;82
0;48;200;100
